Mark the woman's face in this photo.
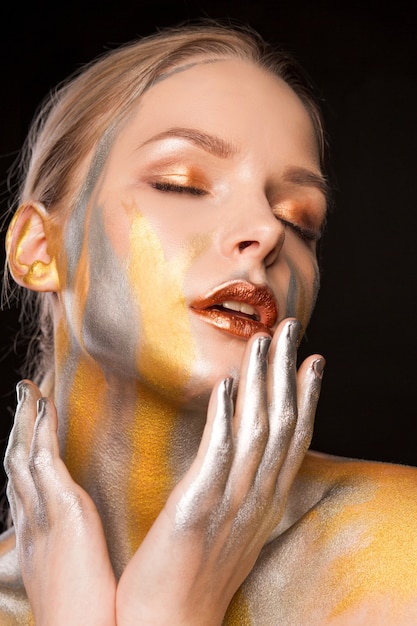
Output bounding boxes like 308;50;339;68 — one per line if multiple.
59;58;327;404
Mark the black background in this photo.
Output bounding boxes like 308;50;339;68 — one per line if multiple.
0;0;416;500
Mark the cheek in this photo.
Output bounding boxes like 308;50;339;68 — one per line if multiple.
128;211;208;398
64;201;141;375
284;252;319;331
85;212;140;374
62;191;209;396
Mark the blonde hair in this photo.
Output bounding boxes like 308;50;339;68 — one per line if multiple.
5;21;327;386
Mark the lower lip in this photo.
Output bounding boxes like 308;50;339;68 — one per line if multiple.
191;308;273;339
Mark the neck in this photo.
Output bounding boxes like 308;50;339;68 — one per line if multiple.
54;349;206;578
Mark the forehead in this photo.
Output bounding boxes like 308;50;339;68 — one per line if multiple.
109;57;320;166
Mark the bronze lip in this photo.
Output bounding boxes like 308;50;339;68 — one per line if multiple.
190;280;278;339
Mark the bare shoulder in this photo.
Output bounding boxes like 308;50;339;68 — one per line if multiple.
239;451;417;625
302;449;417;529
305;451;417;623
0;528;32;625
302;450;417;580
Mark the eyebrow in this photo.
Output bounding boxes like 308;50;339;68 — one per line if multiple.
282;166;330;203
139;127;237;159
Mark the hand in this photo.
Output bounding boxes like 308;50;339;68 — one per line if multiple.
117;318;324;625
4;380;117;626
4;318;324;625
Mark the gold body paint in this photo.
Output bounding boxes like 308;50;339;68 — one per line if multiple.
6;205;60;291
65;360;108;486
294;454;417;622
55;195;104;477
224;589;252;625
126;211;200;550
4;54;417;626
66;203;93;342
129;212;197;395
126;386;177;550
327;469;417;617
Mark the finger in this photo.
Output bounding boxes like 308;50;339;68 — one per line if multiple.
171;378;234;530
228;334;270;491
29;397;61;492
4;381;42;500
295;355;325;452
278;355;325;493
5;381;42;463
29;396;88;527
5;480;18;527
262;318;300;473
194;377;234;477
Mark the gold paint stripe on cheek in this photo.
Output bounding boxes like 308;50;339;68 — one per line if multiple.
128;212;196;395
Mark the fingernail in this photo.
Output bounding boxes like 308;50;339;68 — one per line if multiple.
257;336;271;358
37;398;48;417
313;358;325;379
224;377;233;396
16;381;26;404
289;320;301;346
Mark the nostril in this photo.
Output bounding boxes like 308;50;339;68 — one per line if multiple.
239;240;255;252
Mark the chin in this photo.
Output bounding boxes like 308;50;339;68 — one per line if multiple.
179;337;244;407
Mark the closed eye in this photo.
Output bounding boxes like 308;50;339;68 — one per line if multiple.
151;181;207;196
279;218;321;242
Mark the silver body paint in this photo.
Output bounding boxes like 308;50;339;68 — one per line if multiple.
83;204;140;377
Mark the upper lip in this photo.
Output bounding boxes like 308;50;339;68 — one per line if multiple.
190;280;278;330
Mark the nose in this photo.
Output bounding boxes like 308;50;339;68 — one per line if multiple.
219;196;285;268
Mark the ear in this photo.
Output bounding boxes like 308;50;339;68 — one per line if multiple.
6;202;61;292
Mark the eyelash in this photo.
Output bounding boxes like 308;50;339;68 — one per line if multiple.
278;218;320;243
151;181;207;196
151;181;320;242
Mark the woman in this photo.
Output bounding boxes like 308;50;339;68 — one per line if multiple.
1;22;417;625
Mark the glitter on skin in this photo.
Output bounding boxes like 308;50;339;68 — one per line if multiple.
126;212;205;550
82;204;139;376
56;128;121;460
127;386;178;551
285;255;319;332
6;53;417;625
64;357;108;487
326;472;417;618
129;212;196;395
0;531;33;625
297;454;417;622
285;260;298;319
65;127;116;286
224;588;252;625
